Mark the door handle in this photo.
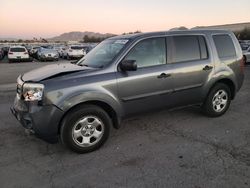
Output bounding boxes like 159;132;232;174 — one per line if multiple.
203;65;213;71
157;73;171;79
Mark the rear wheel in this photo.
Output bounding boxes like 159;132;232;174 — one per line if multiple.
60;105;111;153
202;83;231;117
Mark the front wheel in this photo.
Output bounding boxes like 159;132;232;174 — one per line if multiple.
60;105;111;153
202;83;231;117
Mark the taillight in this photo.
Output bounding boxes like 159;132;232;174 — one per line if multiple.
240;56;246;73
8;52;13;55
24;52;28;54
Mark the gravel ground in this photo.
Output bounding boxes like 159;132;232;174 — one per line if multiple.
0;62;250;188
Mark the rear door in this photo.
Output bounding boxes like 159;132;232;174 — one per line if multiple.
116;37;174;116
168;35;214;106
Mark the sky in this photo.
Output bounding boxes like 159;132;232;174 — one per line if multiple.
0;0;250;39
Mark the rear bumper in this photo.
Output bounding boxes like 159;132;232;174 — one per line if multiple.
11;97;64;143
8;58;31;62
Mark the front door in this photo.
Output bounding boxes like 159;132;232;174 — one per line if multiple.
116;37;174;116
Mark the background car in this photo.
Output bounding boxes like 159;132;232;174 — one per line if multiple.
2;46;10;56
82;45;94;54
37;47;59;61
243;47;250;63
0;47;4;60
53;46;66;58
62;45;86;60
29;46;40;59
8;46;30;63
240;43;249;52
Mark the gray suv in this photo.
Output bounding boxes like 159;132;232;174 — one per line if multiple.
11;30;245;153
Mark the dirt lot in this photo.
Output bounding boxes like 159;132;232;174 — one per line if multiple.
0;62;250;188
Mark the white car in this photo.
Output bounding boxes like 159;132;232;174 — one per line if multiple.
244;47;250;63
63;45;86;60
53;46;66;58
8;46;30;63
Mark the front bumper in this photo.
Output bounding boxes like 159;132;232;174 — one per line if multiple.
68;54;84;59
11;96;64;143
40;56;58;61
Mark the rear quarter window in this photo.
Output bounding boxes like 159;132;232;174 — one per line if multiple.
213;34;236;59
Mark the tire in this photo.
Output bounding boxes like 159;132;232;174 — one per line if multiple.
60;105;112;153
202;83;231;117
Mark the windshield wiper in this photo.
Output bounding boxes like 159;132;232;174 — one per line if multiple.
70;60;78;64
78;64;89;67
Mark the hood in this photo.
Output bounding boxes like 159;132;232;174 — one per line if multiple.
22;63;93;82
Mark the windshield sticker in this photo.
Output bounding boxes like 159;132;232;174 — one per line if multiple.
114;40;129;44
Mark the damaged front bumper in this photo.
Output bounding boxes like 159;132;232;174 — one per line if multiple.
11;96;64;143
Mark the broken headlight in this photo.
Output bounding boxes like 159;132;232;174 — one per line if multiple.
23;83;44;101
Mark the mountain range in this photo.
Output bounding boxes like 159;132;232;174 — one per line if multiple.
47;31;115;42
1;22;249;42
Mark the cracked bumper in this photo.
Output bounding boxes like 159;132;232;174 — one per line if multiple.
11;96;64;143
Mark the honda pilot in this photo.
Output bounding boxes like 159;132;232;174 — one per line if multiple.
11;30;245;153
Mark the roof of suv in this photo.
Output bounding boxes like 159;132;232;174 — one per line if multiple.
109;29;233;41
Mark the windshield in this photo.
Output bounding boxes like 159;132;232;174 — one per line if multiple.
41;48;57;53
77;39;128;68
71;46;83;50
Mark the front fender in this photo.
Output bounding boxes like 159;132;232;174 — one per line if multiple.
46;87;124;118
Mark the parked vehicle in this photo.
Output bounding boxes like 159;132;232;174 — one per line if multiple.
29;46;40;58
37;47;59;61
241;43;249;52
8;46;30;62
2;46;10;56
82;45;94;54
63;45;86;59
243;47;250;63
24;45;32;53
0;47;4;60
11;30;244;153
53;46;65;58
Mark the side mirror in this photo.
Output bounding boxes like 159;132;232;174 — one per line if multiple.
120;60;137;71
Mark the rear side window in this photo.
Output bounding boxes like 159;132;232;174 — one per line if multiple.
213;34;236;59
170;35;208;63
10;48;26;52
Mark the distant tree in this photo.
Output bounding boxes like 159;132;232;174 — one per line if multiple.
122;30;142;35
234;27;250;40
83;35;110;43
17;39;23;43
169;26;188;31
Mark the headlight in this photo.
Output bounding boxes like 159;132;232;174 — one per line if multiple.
23;83;44;101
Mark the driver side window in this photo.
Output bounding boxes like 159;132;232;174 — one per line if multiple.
124;38;167;68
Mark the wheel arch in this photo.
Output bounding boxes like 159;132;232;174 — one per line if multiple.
208;78;236;100
58;100;121;134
